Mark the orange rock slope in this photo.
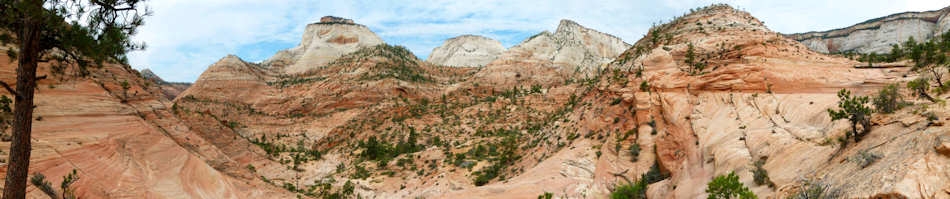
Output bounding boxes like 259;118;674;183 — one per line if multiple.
0;46;295;198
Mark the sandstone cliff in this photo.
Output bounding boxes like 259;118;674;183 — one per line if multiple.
473;19;632;88
264;16;384;74
786;6;950;54
427;35;505;67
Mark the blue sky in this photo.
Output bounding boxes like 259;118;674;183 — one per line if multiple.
127;0;948;82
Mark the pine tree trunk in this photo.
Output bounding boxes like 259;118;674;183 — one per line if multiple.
3;3;42;198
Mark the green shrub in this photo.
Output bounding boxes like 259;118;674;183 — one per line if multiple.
705;171;756;199
472;136;520;186
473;167;498;186
61;170;80;199
847;149;882;168
611;98;623;105
30;170;80;199
751;159;774;187
358;133;421;165
30;173;56;199
610;180;647;199
872;84;901;114
685;43;707;75
266;76;326;88
351;164;370;179
629;144;641;162
342;180;356;196
538;192;554;199
120;80;131;90
788;180;841;199
643;161;669;184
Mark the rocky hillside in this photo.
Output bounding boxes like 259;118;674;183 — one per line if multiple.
786;6;950;54
602;4;948;198
3;4;950;199
139;69;191;100
0;46;295;198
173;5;950;198
427;35;505;67
170;16;639;198
175;39;477;197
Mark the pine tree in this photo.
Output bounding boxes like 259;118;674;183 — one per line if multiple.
0;1;149;198
827;89;873;142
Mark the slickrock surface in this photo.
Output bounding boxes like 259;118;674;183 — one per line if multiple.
598;5;947;198
427;35;505;67
0;49;295;198
786;6;950;53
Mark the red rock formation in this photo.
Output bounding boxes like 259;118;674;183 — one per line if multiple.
0;48;296;198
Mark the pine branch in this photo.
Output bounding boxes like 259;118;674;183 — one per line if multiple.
0;81;17;100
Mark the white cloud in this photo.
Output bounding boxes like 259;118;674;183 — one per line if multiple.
128;0;949;82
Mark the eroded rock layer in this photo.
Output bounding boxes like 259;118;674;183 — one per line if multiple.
0;47;295;199
786;6;950;53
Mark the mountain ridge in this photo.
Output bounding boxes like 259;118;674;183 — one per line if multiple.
427;34;505;67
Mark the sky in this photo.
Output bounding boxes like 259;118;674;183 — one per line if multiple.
126;0;949;82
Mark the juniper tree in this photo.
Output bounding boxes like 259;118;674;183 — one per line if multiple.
0;0;149;198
